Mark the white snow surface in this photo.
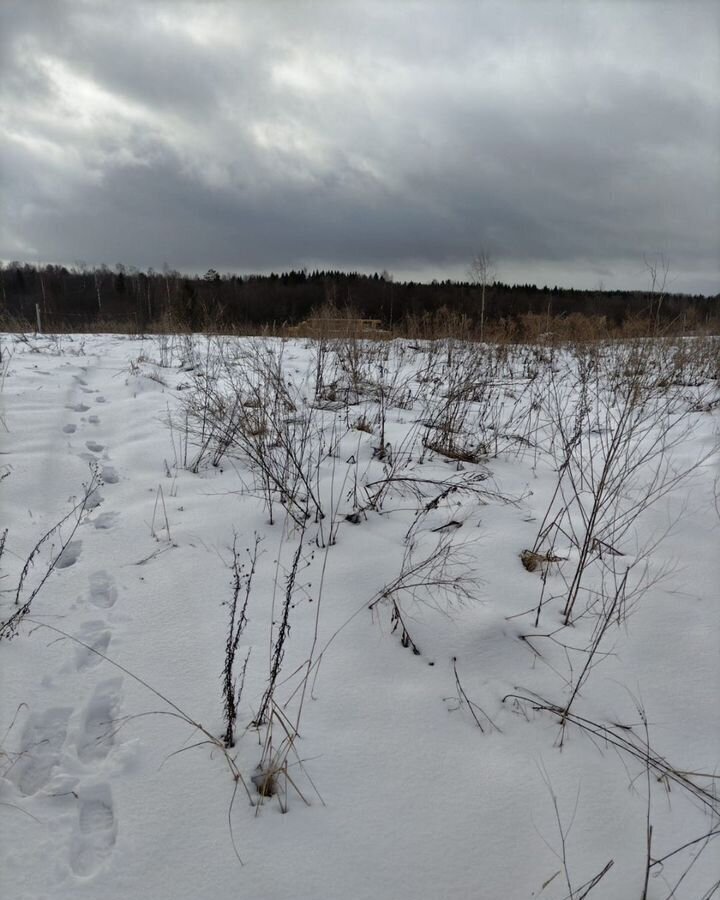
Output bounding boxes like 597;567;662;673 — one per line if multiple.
1;332;718;899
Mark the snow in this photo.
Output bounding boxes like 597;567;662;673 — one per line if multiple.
1;332;718;899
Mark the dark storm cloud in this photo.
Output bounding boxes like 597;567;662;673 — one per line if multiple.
1;0;718;291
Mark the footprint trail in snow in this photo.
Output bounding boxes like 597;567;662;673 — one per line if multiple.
69;784;117;877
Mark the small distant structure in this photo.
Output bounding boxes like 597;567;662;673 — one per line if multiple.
287;317;387;339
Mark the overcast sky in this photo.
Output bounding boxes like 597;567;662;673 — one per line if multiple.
1;1;719;292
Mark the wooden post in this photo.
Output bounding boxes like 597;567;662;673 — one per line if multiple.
35;303;42;334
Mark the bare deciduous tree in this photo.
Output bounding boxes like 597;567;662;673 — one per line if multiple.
644;252;670;333
469;250;496;342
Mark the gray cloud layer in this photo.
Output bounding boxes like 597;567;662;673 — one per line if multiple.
1;0;719;291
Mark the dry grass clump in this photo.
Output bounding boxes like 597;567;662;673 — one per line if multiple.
353;415;374;434
520;549;563;573
423;432;488;464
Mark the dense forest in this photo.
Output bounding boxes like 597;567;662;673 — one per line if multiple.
1;261;718;337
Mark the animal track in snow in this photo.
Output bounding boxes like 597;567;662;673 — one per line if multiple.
91;512;118;531
69;784;117;876
88;415;100;425
74;621;111;671
62;424;77;434
85;440;105;453
66;403;90;413
9;708;71;796
94;396;107;404
56;540;82;569
76;677;123;763
101;465;119;484
88;571;117;608
85;488;103;510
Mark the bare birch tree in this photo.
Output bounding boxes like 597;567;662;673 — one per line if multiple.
469;250;495;342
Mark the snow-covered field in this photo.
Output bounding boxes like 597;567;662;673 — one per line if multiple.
1;332;718;900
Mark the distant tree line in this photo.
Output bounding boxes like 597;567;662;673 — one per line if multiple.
1;261;718;336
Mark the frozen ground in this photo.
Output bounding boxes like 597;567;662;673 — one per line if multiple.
1;332;718;899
